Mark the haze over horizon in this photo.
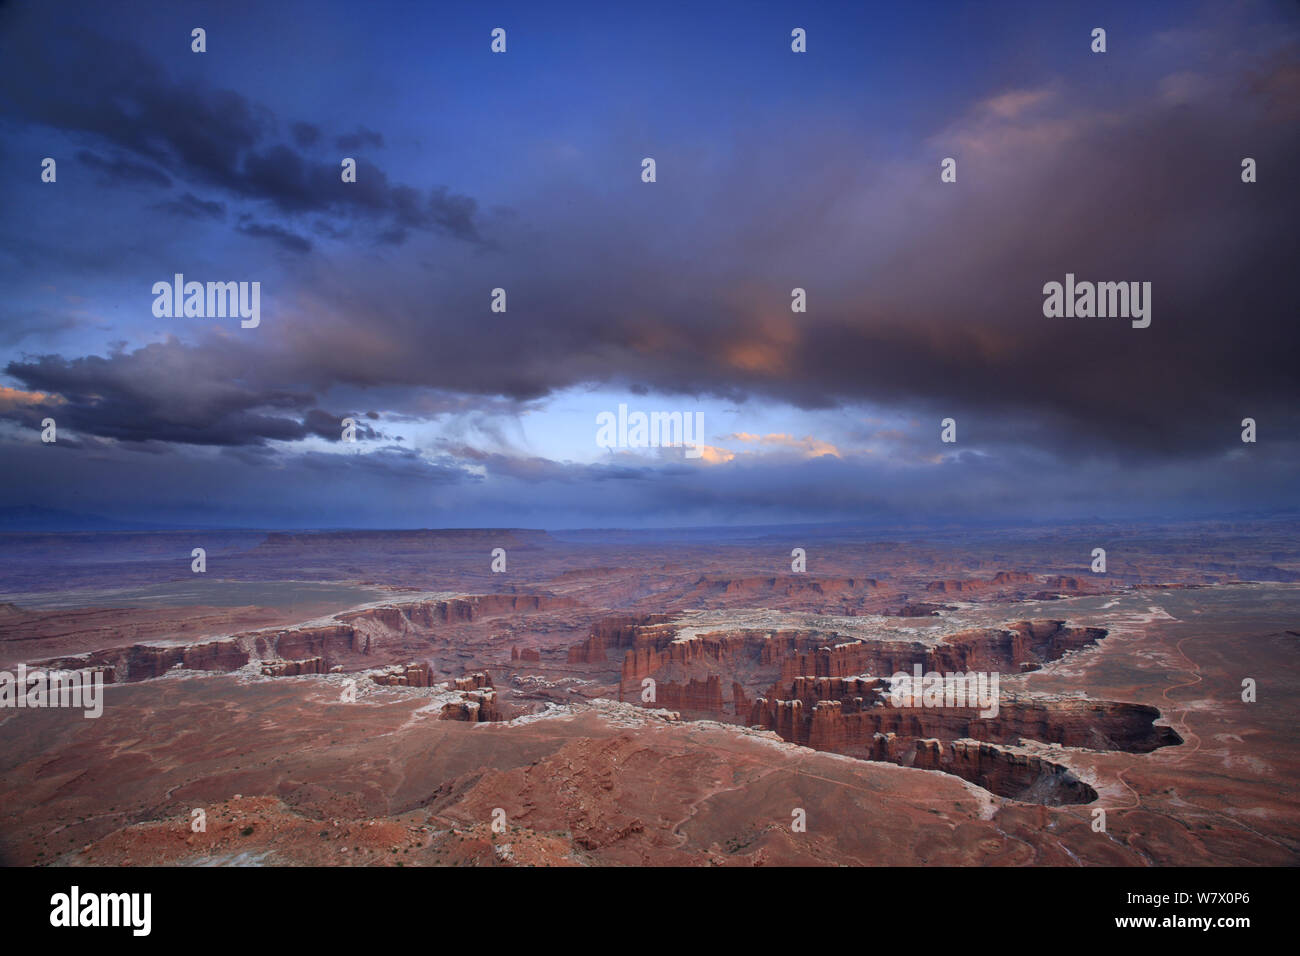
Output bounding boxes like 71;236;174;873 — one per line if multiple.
2;0;1297;530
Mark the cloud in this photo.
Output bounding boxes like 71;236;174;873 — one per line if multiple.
695;444;736;464
0;2;1296;527
0;385;64;414
1;26;486;246
152;192;227;220
980;87;1055;119
74;150;172;187
291;121;321;148
236;220;313;254
9;35;1296;468
0;308;88;347
0;429;1295;530
336;126;384;151
720;433;842;459
3;339;331;446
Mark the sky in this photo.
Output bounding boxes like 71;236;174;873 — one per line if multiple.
0;0;1296;530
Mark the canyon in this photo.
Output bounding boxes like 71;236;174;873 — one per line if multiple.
0;518;1296;866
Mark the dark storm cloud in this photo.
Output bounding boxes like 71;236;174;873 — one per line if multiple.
236;220;313;254
3;341;343;446
1;0;1296;531
0;25;485;245
0;337;472;447
302;408;384;441
291;122;321;149
239;37;1295;466
1;431;1295;530
5;31;1295;468
311;219;350;240
152;192;227;221
74;150;172;188
0;440;477;529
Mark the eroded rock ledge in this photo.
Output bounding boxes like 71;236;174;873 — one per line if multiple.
561;613;1181;805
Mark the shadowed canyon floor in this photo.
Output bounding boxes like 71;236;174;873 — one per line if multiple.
1;519;1297;865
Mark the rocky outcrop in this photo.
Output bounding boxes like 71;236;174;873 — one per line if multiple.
25;656;119;684
260;657;324;677
272;625;361;662
731;681;750;719
890;602;951;617
12;588;581;688
751;690;1179;755
568;614;675;664
364;666;502;721
929;621;1107;673
652;676;723;714
688;575;878;600
29;640;247;682
621;631;761;682
441;674;500;721
604;618;1109;731
371;662;498;691
1041;575;1091;592
18;661;117;686
926;579;984;594
991;571;1036;586
910;739;1098;805
439;691;499;721
451;672;493;692
125;639;249;680
593;612;1174;806
926;572;1038;594
391;594;575;629
371;662;438;687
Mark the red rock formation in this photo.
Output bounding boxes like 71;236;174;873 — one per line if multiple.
653;676;723;715
273;625;362;662
991;571;1036;585
451;672;493;692
688;575;878;600
26;658;118;684
910;739;1097;805
929;620;1107;673
440;678;502;722
260;657;324;677
752;689;1178;756
605;619;1109;731
1041;575;1091;592
124;639;249;680
730;681;750;719
925;579;983;593
568;614;674;664
371;662;438;687
394;594;575;629
890;602;950;617
365;667;502;720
